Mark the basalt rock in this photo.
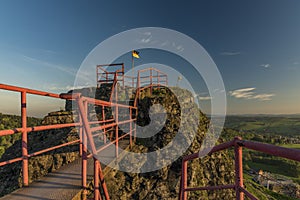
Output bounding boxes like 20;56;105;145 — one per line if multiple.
105;87;235;200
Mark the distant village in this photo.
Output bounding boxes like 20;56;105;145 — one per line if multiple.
249;169;300;198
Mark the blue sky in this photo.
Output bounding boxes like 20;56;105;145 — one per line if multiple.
0;0;300;117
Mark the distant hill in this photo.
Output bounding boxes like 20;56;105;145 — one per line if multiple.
227;114;300;118
224;115;300;137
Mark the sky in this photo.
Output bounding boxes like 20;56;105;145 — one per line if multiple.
0;0;300;117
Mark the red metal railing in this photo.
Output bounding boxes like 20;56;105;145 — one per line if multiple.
179;137;300;200
96;63;125;87
97;64;168;89
134;67;168;106
0;83;137;200
123;75;137;88
0;84;81;187
0;65;168;199
97;65;169;108
137;67;168;89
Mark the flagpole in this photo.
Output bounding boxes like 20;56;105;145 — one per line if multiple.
132;52;134;77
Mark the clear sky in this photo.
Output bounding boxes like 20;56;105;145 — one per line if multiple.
0;0;300;117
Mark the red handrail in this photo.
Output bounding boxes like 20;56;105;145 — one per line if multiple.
0;83;78;185
1;65;169;200
134;67;168;107
0;83;137;200
179;137;300;200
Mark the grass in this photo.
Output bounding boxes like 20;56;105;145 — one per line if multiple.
246;155;300;178
281;143;300;150
225;116;300;137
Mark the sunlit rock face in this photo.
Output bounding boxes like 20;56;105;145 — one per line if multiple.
105;87;235;200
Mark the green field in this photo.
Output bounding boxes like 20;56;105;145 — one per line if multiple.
223;115;300;199
281;143;300;150
225;115;300;137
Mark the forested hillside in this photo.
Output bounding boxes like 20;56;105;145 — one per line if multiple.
0;113;42;158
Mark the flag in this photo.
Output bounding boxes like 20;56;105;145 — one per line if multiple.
132;50;140;58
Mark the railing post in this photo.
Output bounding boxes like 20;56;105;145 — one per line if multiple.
150;68;153;95
136;72;141;106
234;137;244;200
82;130;88;198
134;108;137;142
99;160;110;200
82;100;88;198
181;159;188;200
102;105;106;144
166;75;168;86
21;91;29;186
94;158;100;200
115;86;119;158
157;71;160;89
138;71;140;89
79;108;83;157
129;108;132;147
132;77;134;88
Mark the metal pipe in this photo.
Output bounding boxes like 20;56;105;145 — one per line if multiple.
0;84;60;98
21;91;28;186
150;69;153;95
76;97;97;155
129;108;132;147
79;126;83;157
115;86;119;158
28;140;80;158
82;135;87;196
240;187;258;200
181;160;188;200
234;137;244;200
183;140;234;162
102;105;106;144
0;157;23;167
94;159;100;200
94;132;130;155
239;139;300;162
90;119;136;133
0;122;81;137
82;100;88;196
99;160;110;200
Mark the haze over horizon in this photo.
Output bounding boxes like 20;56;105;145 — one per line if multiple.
1;0;300;117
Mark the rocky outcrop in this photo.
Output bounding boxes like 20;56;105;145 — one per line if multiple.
105;87;235;200
0;111;79;197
